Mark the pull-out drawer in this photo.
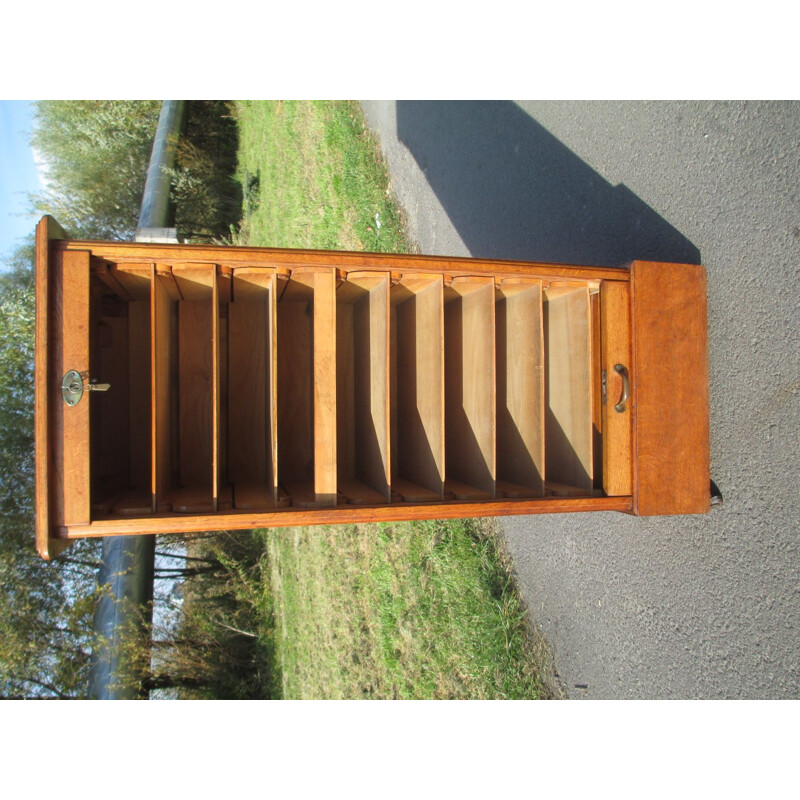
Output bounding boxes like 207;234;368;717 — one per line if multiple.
35;216;709;559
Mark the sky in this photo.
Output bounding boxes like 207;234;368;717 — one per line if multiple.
0;100;43;261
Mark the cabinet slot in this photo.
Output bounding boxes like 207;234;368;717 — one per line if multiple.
336;273;391;505
162;264;220;513
228;269;277;509
390;275;445;501
444;277;496;500
278;271;337;508
90;264;152;516
495;279;545;498
543;283;593;494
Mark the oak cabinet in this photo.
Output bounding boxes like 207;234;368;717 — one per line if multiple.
34;216;710;559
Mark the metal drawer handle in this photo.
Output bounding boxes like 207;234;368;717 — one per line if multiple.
613;364;630;413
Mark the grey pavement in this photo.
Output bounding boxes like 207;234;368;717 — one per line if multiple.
361;100;800;699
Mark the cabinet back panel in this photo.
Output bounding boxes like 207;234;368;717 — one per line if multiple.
336;302;356;479
277;298;314;485
178;298;213;489
128;299;151;491
90;308;129;500
229;299;270;485
89;268;152;513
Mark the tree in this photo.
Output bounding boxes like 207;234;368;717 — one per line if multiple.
29;101;161;240
0;251;102;697
4;101;258;698
163;100;242;243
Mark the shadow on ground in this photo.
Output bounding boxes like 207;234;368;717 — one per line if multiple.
396;100;700;267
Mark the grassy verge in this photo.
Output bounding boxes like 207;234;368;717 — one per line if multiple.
262;520;543;699
233;100;409;253
233;100;550;699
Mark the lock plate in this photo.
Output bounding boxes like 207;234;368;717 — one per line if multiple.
62;370;84;407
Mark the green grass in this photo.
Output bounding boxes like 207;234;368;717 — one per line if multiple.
232;100;550;699
261;520;544;699
233;100;409;253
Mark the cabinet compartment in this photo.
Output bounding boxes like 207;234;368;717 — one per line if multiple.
390;275;445;502
90;263;152;516
495;279;545;499
151;264;223;513
444;277;496;500
277;271;337;508
228;269;278;509
543;283;594;495
336;272;391;505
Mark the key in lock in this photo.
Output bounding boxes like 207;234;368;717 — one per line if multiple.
62;370;111;407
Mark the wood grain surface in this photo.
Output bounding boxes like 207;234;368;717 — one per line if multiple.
59;249;91;526
544;285;593;492
631;261;710;515
600;280;633;496
496;280;545;495
444;277;496;496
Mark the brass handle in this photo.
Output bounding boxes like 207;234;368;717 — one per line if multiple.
613;364;630;413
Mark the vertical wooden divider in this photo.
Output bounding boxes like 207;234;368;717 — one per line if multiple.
151;265;175;512
313;270;337;506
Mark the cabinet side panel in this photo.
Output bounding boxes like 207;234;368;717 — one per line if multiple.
631;261;710;515
59;249;92;526
36;218;71;558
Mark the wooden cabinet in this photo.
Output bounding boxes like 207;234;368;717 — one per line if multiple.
34;216;710;560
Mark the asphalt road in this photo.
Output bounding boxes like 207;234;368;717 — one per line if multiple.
361;100;800;699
